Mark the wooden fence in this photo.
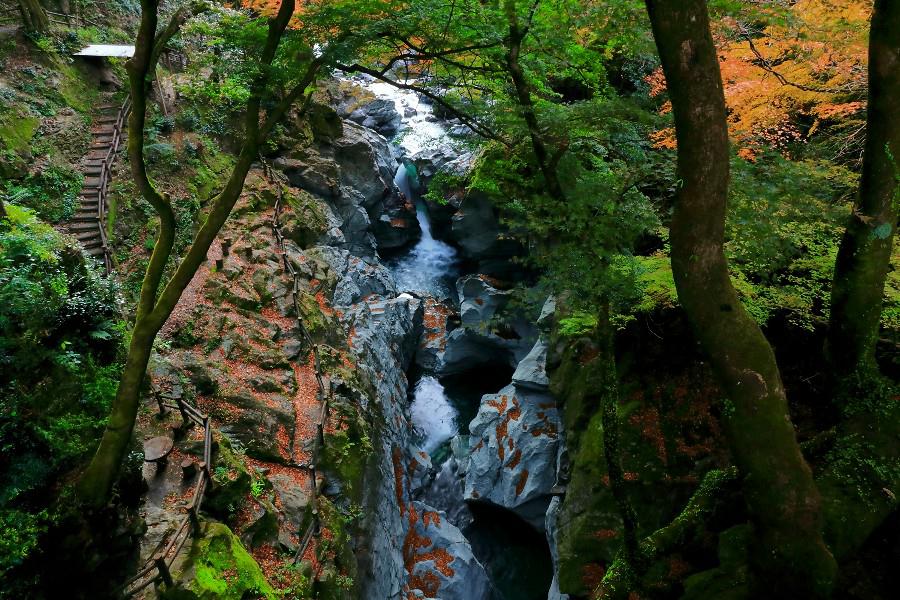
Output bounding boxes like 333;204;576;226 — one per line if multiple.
262;157;332;564
85;94;130;273
116;395;212;597
117;160;334;595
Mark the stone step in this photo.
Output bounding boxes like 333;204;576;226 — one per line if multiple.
77;235;101;247
69;221;97;232
78;230;101;241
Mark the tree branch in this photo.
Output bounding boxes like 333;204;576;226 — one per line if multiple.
333;61;506;143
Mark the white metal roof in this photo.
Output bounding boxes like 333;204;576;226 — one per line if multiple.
73;44;135;58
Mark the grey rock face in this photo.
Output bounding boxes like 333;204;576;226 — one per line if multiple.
276;119;399;256
457;274;511;328
373;194;421;250
404;501;492;600
545;496;570;600
333;120;398;208
438;327;518;376
464;381;561;530
512;336;550;391
348;97;402;138
451;193;498;259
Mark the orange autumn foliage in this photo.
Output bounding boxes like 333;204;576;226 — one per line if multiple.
648;0;870;158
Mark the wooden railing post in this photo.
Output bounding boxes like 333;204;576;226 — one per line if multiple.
155;556;173;588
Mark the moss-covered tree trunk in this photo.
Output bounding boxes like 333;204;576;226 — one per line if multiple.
644;1;836;596
76;0;312;507
829;0;900;380
18;0;49;33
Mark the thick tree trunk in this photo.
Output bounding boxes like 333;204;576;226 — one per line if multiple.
77;0;302;507
644;1;836;596
18;0;49;33
829;0;900;380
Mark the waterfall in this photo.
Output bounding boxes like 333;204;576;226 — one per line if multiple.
388;163;458;300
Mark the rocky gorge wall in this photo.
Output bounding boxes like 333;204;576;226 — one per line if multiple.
119;71;608;600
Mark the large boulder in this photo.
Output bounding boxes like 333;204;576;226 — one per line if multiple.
403;502;492;600
512;336;550;391
348;97;402;138
275;118;399;256
333;120;398;209
373;193;421;250
457;274;511;328
438;327;519;376
464;381;562;530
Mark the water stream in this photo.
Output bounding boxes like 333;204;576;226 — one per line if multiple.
353;74;551;600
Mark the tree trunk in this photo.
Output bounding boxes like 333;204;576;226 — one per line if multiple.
503;0;566;202
644;1;836;596
77;0;303;507
18;0;49;33
829;0;900;380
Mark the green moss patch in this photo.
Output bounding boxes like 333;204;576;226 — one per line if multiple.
177;521;276;600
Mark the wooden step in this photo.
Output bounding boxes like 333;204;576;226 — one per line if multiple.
80;234;101;245
85;246;105;257
83;176;102;187
70;221;98;232
70;220;98;230
71;214;98;223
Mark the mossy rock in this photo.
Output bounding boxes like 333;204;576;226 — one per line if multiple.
165;521;277;600
549;320;727;597
307;102;343;142
204;436;252;519
281;188;328;248
0;114;39;178
312;498;358;599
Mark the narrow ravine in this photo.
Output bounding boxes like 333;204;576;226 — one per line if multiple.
351;74;554;600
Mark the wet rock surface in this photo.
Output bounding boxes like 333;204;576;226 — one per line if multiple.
464;377;562;531
403;501;492;600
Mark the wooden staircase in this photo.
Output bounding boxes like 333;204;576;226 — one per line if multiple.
71;96;130;272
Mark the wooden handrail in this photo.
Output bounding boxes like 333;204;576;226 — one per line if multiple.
262;156;332;565
120;158;335;594
117;394;212;598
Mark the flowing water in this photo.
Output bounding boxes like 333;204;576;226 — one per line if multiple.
355;74;552;600
388;164;459;300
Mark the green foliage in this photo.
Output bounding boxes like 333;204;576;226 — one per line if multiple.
472;97;662;313
558;312;599;337
0;509;45;577
725;154;857;329
1;165;82;223
0;205;123;577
